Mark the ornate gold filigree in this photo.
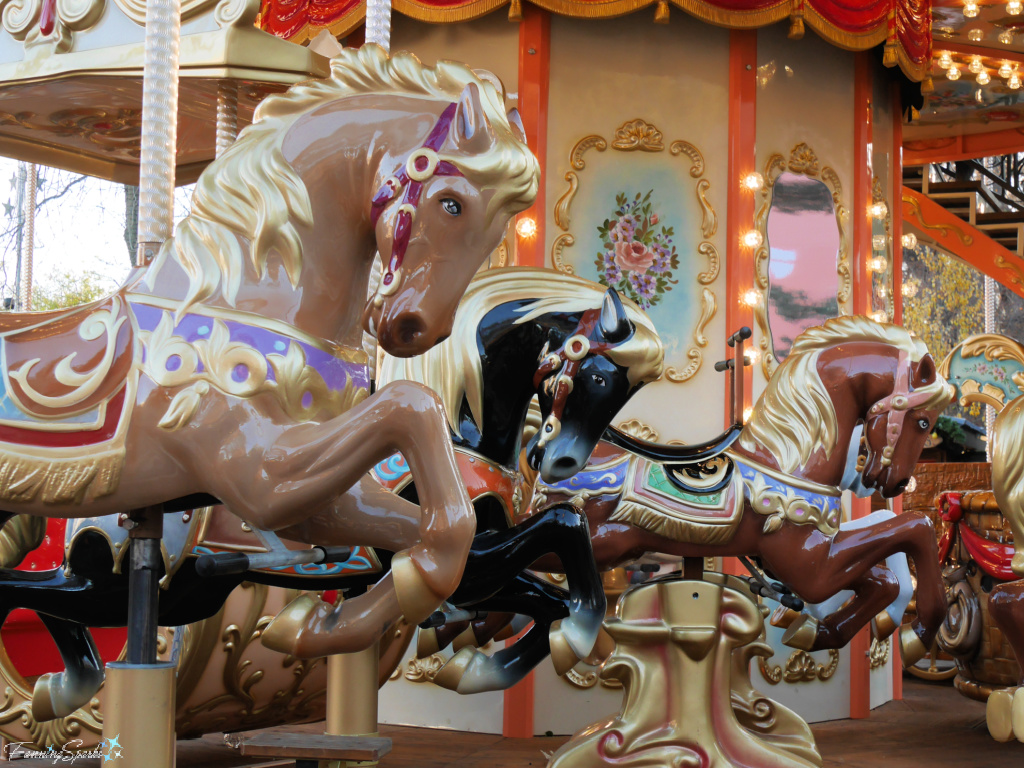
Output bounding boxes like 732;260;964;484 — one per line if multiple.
564;667;599;689
550;233;576;275
903;193;974;246
742;469;841;536
694;287;716;348
0;0;105;56
664;348;702;383
616;419;659;441
554;171;579;232
753;145;850;379
611;119;663;152
696;179;717;239
758;648;840;685
995;254;1024;287
669;140;704;177
696;243;720;285
869;637;889;670
569;135;607;170
404;653;446;683
140;312;368;426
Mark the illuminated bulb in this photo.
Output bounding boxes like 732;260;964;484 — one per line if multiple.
742;407;754;422
901;233;918;249
871;310;889;323
869;256;889;272
978;71;991;85
872;234;888;251
1000;61;1014;78
742;172;764;191
947;64;962;80
1012;72;1023;89
938;50;954;69
964;1;979;18
870;201;889;219
741;289;760;306
969;28;985;41
878;285;889;298
902;280;920;298
742;230;764;248
1001;30;1014;44
1010;0;1022;13
970;56;984;73
745;348;760;364
515;216;538;239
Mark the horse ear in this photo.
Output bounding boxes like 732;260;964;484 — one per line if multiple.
600;288;631;343
454;83;495;152
507;108;527;144
912;354;937;387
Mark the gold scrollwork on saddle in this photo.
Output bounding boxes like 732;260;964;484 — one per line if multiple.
738;457;842;537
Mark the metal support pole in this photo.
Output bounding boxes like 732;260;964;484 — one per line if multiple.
125;509;163;664
365;0;392;52
20;164;35;312
215;81;238;159
985;275;996;461
12;164;25;310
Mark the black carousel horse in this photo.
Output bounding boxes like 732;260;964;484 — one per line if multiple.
0;268;665;715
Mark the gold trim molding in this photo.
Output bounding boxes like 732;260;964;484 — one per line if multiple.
758;647;840;685
753;143;851;380
551;118;721;385
903;193;974;247
869;637;890;670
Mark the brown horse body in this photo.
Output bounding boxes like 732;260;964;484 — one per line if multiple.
0;45;539;655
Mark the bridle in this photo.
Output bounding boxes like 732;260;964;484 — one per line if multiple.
370;102;463;303
866;350;934;467
531;308;629;450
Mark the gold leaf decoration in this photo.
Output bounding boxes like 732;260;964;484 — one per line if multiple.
611;119;664;152
158;381;211;430
697;243;720;285
758;648;840;685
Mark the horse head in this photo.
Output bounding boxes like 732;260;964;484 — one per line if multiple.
859;351;953;497
364;71;539;357
527;288;664;482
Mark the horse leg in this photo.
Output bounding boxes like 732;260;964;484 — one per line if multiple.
31;615;104;721
432;573;571;693
986;580;1024;741
448;503;605;668
417;612;518;657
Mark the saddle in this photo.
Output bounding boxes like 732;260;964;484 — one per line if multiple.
0;295;135;504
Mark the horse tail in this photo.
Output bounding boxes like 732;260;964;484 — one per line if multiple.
0;515;46;569
992;394;1024;578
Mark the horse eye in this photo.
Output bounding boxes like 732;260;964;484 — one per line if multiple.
591;374;606;387
441;198;462;216
918;418;930;430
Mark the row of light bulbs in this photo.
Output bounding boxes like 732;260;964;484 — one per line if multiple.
963;0;1022;16
938;50;1022;88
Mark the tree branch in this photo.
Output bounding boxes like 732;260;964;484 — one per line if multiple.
34;174;86;210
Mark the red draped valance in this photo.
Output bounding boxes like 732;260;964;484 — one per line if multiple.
258;0;931;83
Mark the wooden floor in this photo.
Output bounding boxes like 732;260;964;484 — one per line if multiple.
9;677;1024;767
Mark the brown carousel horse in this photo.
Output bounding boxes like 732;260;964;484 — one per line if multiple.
0;44;539;657
428;316;955;689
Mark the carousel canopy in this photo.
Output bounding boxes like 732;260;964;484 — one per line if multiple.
0;0;329;184
257;0;931;82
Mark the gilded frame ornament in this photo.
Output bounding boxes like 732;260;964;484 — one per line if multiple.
551;118;720;383
752;143;851;380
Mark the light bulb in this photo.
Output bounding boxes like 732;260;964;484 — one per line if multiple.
742;407;754;422
901;233;918;249
741;289;760;306
515;216;538;239
970;56;984;73
1001;30;1014;44
969;28;985;40
1000;61;1013;78
871;311;889;323
742;230;763;248
872;234;888;251
947;64;962;80
902;281;920;298
1010;0;1022;13
964;1;979;18
978;71;991;85
938;51;954;69
878;285;889;298
1011;72;1022;89
869;256;889;273
745;348;760;364
742;172;764;191
870;201;889;219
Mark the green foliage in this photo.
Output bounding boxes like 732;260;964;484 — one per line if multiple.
30;270;109;311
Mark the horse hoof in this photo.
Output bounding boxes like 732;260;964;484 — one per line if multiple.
31;673;60;722
260;594;324;655
768;606;800;629
392;551;445;626
987;688;1017;742
451;625;480;652
432;647;487;693
871;610;898;641
30;669;100;722
897;622;929;668
416;626;441;658
549;621;583;676
781;614;818;651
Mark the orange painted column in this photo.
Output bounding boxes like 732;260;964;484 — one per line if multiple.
515;6;550;268
501;10;549;738
849;51;873;720
721;30;757;578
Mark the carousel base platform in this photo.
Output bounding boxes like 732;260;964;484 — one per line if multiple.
3;678;1022;767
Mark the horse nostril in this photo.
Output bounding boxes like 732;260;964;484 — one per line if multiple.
554;456;577;472
394;314;426;345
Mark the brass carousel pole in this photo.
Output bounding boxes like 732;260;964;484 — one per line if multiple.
102;0;181;761
19;164;35;311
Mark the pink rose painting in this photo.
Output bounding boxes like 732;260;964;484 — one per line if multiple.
595;190;678;309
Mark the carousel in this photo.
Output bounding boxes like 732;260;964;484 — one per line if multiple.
0;0;1018;764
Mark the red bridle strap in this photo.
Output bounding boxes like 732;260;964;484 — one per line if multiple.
370;102;463;292
867;350;935;467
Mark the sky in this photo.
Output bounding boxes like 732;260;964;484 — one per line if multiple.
0;157;193;303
